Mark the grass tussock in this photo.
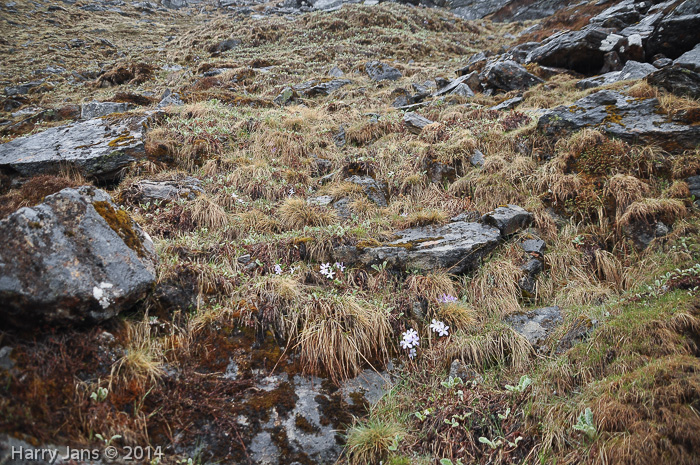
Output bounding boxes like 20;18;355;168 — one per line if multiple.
278;197;339;230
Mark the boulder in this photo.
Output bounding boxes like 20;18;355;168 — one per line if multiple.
506;306;562;351
157;89;184;108
646;65;700;99
491;96;523;111
121;177;203;204
434;73;476;97
0;114;150;181
0;186;157;328
4;80;43;96
576;60;656;89
521;238;546;256
645;0;700;59
456;52;488;75
470;149;485;167
537;90;700;151
527;26;609;74
334;220;502;274
403;112;434;134
294;79;351;97
480;60;543;92
81;101;132;119
480;204;533;236
207;37;242;54
273;87;299;106
674;43;700;71
365;61;402;81
346;175;387;207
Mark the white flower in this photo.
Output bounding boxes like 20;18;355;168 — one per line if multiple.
320;262;335;279
401;328;420;350
274;264;283;275
335;262;345;272
290;266;296;274
438;294;458;303
430;319;449;337
288;187;295;196
409;347;417;359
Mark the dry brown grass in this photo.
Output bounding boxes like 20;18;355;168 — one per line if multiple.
607;174;650;220
278;197;339;230
189;195;229;229
618;198;687;228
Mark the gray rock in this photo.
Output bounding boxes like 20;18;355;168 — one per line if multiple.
0;114;150;181
506;306;562;350
273;86;298;106
687;175;700;199
365;61;402;81
4;80;43;96
0;347;14;370
480;60;543;92
158;89;184;108
527;26;610;73
521;238;546;255
481;204;533;236
576;60;656;89
208;37;242;54
307;195;334;207
675;43;700;71
403;112;434;134
470;149;485;167
456;52;488;75
346;175;387;207
328;66;344;77
122;177;203;204
450;211;480;222
647;65;700;99
491;96;523;111
434;73;476;97
537;90;700;151
645;0;700;59
334;221;502;274
81;101;131;119
294;79;351;97
0;186;157;328
448;359;482;383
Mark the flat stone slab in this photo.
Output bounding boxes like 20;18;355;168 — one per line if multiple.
537;90;700;151
335;221;502;273
0;114;150;181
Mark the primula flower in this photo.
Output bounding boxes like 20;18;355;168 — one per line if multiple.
409;347;417;359
438;294;458;304
335;262;345;272
274;264;283;275
401;328;420;350
430;319;449;337
320;263;335;279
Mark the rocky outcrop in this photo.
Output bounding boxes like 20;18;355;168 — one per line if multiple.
645;0;700;59
0;114;150;181
335;205;532;273
647;65;700;98
81;101;132;119
506;306;562;351
675;43;700;71
480;60;543;92
365;61;402;81
537;90;700;151
294;79;352;97
403;112;434;134
120;177;203;204
335;220;502;274
576;60;656;89
527;26;610;74
481;204;533;236
0;186;158;328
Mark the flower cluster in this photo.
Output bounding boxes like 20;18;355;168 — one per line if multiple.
320;262;345;280
273;264;295;275
400;328;420;359
429;319;449;337
438;294;458;304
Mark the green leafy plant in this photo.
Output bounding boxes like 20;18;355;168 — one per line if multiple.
95;433;121;446
505;375;532;393
572;407;597;440
90;386;108;402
